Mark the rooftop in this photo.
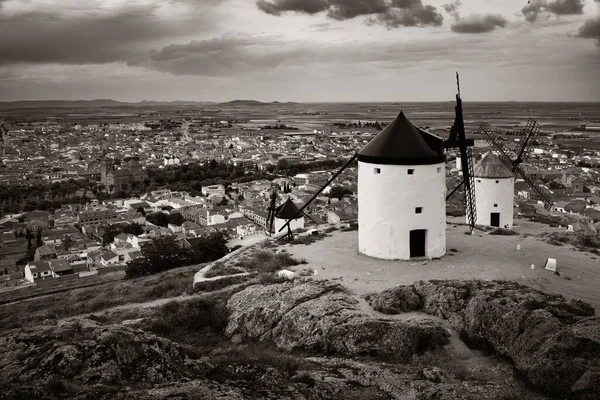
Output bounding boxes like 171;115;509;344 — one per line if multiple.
474;152;514;179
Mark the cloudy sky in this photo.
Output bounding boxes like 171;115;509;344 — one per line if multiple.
0;0;598;102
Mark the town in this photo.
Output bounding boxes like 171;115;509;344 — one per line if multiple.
1;101;599;295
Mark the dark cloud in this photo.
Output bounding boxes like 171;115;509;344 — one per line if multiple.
255;0;443;28
257;0;329;15
442;0;461;19
327;0;388;20
451;14;508;34
370;4;444;28
521;0;585;22
140;34;518;76
0;1;221;66
576;17;600;45
140;36;314;76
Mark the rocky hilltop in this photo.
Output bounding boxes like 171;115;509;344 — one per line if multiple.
367;280;600;399
1;279;598;399
226;280;449;360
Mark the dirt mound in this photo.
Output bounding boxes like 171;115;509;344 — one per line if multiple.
367;280;599;399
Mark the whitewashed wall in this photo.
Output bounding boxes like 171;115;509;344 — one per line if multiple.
472;177;514;228
274;216;305;234
358;161;446;260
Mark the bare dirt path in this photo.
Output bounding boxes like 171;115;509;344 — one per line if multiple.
283;219;600;310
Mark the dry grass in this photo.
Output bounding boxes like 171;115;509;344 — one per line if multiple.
0;265;200;330
204;263;245;278
544;232;600;253
237;250;307;273
193;275;252;292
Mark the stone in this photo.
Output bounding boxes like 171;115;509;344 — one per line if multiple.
366;280;599;399
226;280;449;361
544;258;557;272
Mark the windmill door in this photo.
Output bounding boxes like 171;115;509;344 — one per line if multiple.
490;213;500;227
410;230;426;258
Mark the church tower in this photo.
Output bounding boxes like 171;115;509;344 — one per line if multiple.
100;158;113;187
357;112;447;260
472;151;515;228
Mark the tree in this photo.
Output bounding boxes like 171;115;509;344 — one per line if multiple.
276;158;290;171
63;235;73;251
123;222;144;236
125;232;229;278
188;231;229;264
167;212;184;226
26;228;32;249
36;229;43;247
328;186;353;200
237;193;245;201
146;211;169;227
102;224;123;245
136;206;146;216
125;236;191;277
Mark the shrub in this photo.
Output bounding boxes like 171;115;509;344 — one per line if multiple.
257;273;287;285
212;343;308;377
149;297;228;335
489;228;519;236
289;234;324;246
545;232;600;251
238;251;305;273
125;232;229;278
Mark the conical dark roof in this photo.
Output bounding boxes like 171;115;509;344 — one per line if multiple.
275;198;302;219
473;152;514;179
358;111;445;165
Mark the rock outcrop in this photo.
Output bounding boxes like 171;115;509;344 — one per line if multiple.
367;280;599;399
1;279;554;399
0;319;202;388
226;280;449;361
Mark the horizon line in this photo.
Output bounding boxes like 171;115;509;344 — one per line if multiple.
1;99;599;104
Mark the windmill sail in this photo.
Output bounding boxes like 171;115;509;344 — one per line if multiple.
478;122;553;208
444;73;477;231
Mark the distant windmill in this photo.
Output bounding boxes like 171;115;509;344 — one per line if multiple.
477;119;554;209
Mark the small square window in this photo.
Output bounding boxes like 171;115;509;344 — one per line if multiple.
415;207;423;214
496;180;499;183
437;167;442;173
477;179;481;183
494;203;498;207
408;169;415;175
374;168;381;174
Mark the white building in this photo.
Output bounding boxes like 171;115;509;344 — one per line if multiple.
202;184;226;197
472;152;515;228
358;111;447;260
